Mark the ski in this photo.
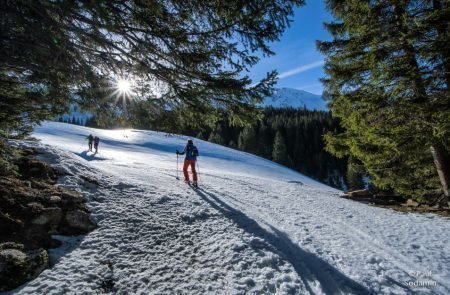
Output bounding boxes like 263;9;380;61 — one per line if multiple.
185;181;199;189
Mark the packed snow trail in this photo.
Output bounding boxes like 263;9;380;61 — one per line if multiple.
7;122;449;294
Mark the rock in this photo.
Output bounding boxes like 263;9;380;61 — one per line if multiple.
0;152;97;289
61;190;84;206
47;195;61;204
347;189;372;198
65;210;96;233
15;157;57;181
79;175;100;186
27;202;45;211
0;242;24;251
0;211;23;232
19;225;54;249
30;179;53;190
406;199;420;207
54;166;74;176
0;248;48;292
19;148;38;157
31;208;63;226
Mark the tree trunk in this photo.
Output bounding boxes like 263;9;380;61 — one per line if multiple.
433;0;450;88
430;143;450;199
431;0;450;200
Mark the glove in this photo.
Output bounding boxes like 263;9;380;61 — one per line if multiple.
176;149;179;155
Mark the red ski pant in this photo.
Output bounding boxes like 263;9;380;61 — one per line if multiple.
183;160;197;182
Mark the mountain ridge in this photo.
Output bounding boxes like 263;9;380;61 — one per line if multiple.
263;87;328;111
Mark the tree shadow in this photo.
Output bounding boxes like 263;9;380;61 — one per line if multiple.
194;188;374;295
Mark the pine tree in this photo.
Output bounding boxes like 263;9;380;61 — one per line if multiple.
319;0;450;200
196;132;204;140
208;132;225;145
238;127;258;153
272;131;288;165
1;0;304;175
346;157;366;192
2;0;304;133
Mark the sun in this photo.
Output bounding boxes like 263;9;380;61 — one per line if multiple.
108;77;140;104
117;79;131;93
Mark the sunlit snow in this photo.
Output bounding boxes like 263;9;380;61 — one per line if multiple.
8;121;449;294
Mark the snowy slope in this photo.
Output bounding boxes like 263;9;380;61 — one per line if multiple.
8;122;449;294
263;88;328;111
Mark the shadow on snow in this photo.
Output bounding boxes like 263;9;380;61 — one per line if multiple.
194;188;374;295
77;150;108;161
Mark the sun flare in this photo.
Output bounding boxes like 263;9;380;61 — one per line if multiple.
117;79;131;93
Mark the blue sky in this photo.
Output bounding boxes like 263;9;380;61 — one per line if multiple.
248;0;333;95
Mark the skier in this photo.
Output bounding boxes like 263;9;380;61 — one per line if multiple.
176;139;199;187
93;136;100;154
86;134;94;151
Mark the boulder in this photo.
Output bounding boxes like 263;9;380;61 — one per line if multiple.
19;148;37;157
60;190;84;207
0;242;24;251
0;152;97;290
19;225;54;249
27;202;45;212
406;199;420;207
0;211;23;232
47;195;61;204
79;175;100;186
31;208;62;226
347;189;372;198
15;157;57;182
65;210;96;233
0;247;48;292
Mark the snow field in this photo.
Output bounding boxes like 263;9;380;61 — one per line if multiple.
6;122;449;294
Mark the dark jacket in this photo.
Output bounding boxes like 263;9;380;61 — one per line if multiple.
178;144;198;161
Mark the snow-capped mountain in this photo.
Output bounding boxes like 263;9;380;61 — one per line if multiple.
263;88;328;111
13;122;449;294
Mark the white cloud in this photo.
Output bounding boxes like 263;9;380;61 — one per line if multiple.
278;60;324;79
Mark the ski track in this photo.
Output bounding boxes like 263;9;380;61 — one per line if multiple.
5;122;450;295
200;176;449;294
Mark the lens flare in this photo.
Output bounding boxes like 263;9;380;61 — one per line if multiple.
117;79;131;93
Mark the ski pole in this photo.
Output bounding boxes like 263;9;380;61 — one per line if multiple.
196;159;201;183
176;153;179;180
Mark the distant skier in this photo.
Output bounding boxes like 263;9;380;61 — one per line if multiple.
86;134;94;151
177;139;199;187
93;136;100;153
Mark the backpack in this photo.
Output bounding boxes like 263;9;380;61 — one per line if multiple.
191;146;199;157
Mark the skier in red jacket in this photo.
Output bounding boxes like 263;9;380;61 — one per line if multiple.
177;139;199;187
